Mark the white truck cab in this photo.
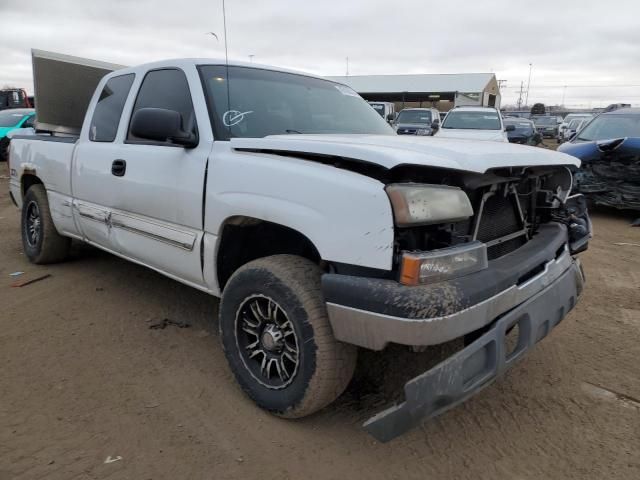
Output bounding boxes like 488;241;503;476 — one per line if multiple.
368;101;396;123
435;106;510;142
8;53;591;442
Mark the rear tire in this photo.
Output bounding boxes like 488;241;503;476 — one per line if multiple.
219;255;357;418
21;184;71;264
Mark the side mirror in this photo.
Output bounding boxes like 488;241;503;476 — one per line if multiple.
386;113;394;122
505;124;516;132
431;121;440;130
130;107;197;147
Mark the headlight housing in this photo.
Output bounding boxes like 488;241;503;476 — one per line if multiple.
399;241;488;285
386;184;473;227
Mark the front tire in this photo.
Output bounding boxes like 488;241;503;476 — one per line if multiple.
21;184;71;264
219;255;357;418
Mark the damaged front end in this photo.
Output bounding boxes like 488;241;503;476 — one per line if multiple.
572;137;640;210
323;164;591;442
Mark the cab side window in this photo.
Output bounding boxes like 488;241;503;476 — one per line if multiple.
127;68;197;145
89;74;135;142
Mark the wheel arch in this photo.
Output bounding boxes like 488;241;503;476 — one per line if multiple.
215;215;322;291
21;173;44;198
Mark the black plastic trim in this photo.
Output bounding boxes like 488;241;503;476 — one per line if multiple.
363;260;583;442
9;135;77;143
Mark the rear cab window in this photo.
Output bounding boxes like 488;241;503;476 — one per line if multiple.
89;74;135;142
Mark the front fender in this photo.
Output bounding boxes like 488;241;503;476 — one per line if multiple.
206;145;395;271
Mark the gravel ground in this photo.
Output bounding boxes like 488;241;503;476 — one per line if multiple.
1;163;639;480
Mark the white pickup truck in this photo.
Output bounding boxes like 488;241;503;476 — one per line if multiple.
8;57;591;442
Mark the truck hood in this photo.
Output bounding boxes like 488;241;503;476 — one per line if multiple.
435;129;507;143
231;134;580;174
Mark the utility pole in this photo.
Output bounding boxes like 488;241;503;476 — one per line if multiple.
524;63;532;107
517;81;524;110
346;57;349;76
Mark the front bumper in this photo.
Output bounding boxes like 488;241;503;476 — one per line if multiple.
362;258;584;442
323;223;571;351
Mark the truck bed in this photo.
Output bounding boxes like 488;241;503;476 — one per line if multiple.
9;136;77;211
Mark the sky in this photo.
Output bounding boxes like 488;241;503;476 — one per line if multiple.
1;0;639;108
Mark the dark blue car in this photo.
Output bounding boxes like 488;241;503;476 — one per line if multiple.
558;108;640;210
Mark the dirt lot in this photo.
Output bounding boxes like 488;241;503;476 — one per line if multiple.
1;164;639;480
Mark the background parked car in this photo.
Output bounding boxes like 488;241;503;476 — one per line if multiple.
394;107;440;135
503;117;542;145
0;88;32;111
434;106;510;142
0;108;35;161
558;108;640;211
559;118;588;143
559;113;593;139
603;103;631;113
532;115;559;139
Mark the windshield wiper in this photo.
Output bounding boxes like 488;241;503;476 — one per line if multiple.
285;129;303;134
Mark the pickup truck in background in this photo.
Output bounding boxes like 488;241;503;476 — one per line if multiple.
368;101;396;124
0;88;31;111
8;53;592;442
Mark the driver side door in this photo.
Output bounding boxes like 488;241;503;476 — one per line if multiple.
108;68;211;287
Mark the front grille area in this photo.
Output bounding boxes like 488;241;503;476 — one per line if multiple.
474;190;527;260
487;236;526;260
476;193;522;242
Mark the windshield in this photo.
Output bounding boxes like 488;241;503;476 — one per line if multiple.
576;114;640;142
0;110;27;127
441;111;501;130
198;65;393;139
369;103;386;117
396;110;432;125
533;116;556;126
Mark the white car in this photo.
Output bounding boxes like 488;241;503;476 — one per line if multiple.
559;118;589;143
559;113;593;139
434;106;510;142
9;55;590;442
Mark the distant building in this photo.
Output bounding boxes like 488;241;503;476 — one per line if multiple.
327;73;501;112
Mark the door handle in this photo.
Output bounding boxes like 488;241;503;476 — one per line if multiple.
111;159;127;177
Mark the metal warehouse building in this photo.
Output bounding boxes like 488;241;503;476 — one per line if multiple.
326;73;501;111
